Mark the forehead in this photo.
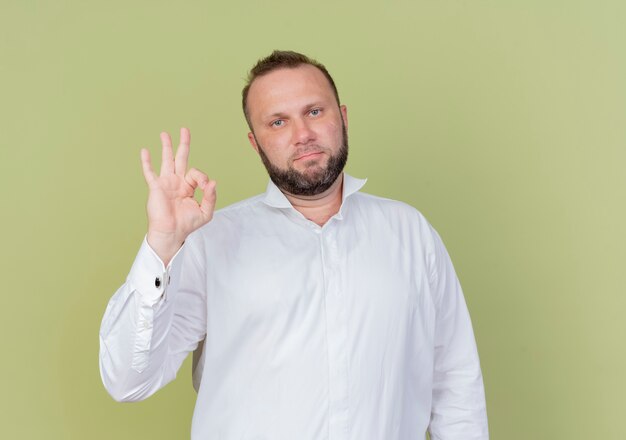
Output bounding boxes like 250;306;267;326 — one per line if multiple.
247;65;337;119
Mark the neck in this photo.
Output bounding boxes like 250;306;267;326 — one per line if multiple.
283;174;344;226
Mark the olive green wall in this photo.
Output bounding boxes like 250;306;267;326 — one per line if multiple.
1;1;624;438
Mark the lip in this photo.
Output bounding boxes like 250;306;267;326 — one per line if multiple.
295;151;323;161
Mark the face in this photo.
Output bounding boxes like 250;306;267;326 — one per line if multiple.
246;64;348;196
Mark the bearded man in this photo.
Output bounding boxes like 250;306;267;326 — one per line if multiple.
99;50;489;440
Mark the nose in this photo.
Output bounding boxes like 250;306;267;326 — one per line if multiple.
292;118;316;145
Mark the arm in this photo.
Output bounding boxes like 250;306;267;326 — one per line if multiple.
427;225;489;440
98;235;206;401
98;128;216;401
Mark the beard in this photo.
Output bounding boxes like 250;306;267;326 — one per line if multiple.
255;119;349;196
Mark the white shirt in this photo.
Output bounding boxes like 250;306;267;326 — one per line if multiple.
99;174;488;440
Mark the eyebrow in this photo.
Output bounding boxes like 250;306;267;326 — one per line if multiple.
265;102;324;120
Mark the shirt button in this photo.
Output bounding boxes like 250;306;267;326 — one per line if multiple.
155;277;161;288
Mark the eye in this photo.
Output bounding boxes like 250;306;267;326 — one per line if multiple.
271;119;284;127
309;108;321;117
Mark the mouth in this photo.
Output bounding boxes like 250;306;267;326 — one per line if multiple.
294;151;324;161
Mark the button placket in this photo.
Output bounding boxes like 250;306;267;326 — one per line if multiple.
322;225;350;439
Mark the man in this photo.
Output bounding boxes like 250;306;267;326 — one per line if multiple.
99;50;489;439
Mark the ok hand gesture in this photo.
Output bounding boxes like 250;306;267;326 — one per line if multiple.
141;127;217;265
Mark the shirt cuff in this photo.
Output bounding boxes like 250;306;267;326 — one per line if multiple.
127;235;186;307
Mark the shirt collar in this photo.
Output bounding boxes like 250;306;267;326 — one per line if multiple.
262;173;367;210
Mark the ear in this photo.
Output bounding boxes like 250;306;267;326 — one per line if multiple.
340;104;348;129
247;132;259;154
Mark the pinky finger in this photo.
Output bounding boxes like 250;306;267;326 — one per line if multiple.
140;148;157;184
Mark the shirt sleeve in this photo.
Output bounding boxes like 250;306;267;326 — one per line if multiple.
98;233;207;402
426;225;489;440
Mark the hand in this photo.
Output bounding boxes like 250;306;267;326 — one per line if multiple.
140;127;217;265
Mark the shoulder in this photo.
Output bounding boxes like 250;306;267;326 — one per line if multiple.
213;193;267;219
353;191;456;282
186;192;268;243
350;190;442;251
350;191;432;227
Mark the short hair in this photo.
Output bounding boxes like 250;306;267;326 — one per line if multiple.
242;50;340;129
